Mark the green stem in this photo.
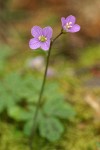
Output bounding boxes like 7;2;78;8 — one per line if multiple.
29;30;63;150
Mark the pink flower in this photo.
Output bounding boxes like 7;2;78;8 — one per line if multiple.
61;15;80;33
29;26;53;51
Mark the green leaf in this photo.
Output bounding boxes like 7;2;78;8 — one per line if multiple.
0;95;15;111
0;83;16;113
39;116;64;142
23;109;42;136
43;99;76;119
44;82;61;100
4;72;41;103
4;72;24;101
8;106;33;121
23;120;33;136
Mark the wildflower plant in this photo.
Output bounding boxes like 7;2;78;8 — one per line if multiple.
29;15;80;150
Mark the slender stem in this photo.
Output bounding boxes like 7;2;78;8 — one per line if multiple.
29;30;63;150
52;29;63;44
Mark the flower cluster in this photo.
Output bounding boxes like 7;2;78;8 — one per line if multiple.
29;15;80;51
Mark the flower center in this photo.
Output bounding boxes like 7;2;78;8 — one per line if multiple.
38;35;47;42
65;22;72;29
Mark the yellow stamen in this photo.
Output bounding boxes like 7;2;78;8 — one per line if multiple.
66;22;72;29
38;35;47;42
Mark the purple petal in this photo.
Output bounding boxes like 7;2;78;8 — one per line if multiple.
61;17;66;27
68;24;80;33
65;15;76;25
42;27;53;39
40;40;50;51
31;26;42;37
29;38;41;50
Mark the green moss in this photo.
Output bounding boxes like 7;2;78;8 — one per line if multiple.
0;110;99;150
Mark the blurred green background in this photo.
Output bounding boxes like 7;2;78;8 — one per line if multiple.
0;0;100;150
